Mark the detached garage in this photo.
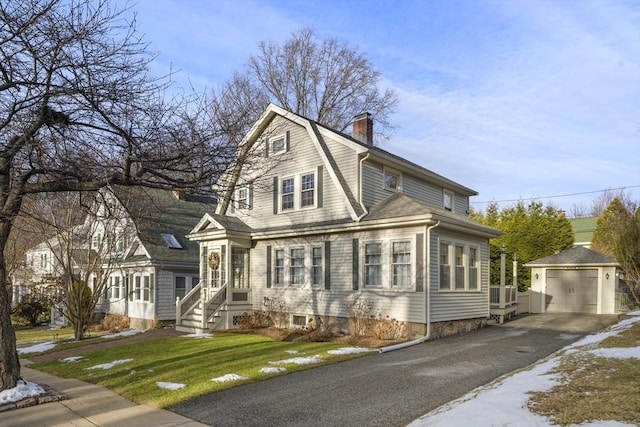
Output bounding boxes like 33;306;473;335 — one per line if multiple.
526;246;621;314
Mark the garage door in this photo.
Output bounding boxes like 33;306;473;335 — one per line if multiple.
545;269;598;313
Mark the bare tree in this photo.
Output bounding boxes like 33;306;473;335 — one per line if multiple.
0;0;231;390
211;27;398;146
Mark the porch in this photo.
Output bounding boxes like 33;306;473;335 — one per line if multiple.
489;285;518;324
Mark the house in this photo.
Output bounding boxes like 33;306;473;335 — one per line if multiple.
15;186;216;329
526;246;626;314
179;104;501;339
569;217;597;248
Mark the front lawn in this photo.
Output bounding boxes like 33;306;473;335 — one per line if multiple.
14;325;75;344
30;332;373;408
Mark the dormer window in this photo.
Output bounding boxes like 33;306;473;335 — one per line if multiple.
270;131;289;156
383;167;402;192
443;189;454;211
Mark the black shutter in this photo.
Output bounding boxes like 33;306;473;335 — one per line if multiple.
273;177;279;214
248;184;254;210
415;233;424;292
285;130;290;151
266;245;272;288
352;238;359;290
317;165;323;208
324;241;331;290
264;138;270;157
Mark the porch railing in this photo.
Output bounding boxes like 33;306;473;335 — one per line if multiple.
176;281;202;323
490;285;517;308
203;283;227;328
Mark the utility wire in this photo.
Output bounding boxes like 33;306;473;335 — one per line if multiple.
472;184;640;205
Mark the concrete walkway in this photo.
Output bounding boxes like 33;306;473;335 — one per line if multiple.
3;361;208;427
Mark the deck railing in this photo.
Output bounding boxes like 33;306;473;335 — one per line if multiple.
490;285;517;308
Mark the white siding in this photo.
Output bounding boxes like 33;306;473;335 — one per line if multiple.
600;266;616;314
530;268;545;313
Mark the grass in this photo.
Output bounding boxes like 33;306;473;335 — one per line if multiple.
528;322;640;426
29;331;372;408
14;325;75;344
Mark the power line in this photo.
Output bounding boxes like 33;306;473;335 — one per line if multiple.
472;185;640;205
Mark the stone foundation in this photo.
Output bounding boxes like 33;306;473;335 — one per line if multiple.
428;317;487;340
128;317;157;330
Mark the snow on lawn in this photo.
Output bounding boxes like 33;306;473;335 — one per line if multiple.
181;333;213;339
269;355;322;365
0;380;46;405
408;313;640;427
212;373;247;382
17;341;57;355
260;367;287;374
156;381;186;391
327;347;373;355
61;356;83;363
86;358;134;370
285;350;299;354
100;329;145;339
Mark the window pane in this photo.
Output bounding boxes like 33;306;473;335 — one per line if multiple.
275;250;284;285
439;243;450;289
455;246;465;289
290;248;304;285
469;247;478;290
384;172;398;190
281;178;294;210
392;241;411;287
312;247;322;286
365;243;382;287
301;173;315;207
143;276;150;301
272;137;285;153
175;276;186;300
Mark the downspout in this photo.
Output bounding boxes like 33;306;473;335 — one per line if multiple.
356;153;370;222
379;219;440;353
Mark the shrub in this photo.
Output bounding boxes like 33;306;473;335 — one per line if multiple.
238;310;273;329
95;313;130;332
347;299;378;337
263;297;289;329
372;315;408;340
12;300;48;327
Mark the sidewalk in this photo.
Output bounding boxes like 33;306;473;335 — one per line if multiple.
3;360;208;427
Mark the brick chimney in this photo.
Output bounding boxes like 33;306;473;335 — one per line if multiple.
353;112;373;145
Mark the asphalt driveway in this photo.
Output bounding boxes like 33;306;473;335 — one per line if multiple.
171;313;619;427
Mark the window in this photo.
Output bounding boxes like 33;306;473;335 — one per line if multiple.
271;135;286;155
301;173;315;208
134;276;141;300
439;241;481;291
312;246;323;286
383;167;401;191
235;186;251;210
92;233;102;249
290;248;305;286
112;276;121;299
469;247;479;290
175;276;186;300
439;242;451;290
392;241;411;287
161;233;182;249
274;249;285;286
281;178;294;210
143;276;151;301
455;245;465;289
364;242;382;287
444;189;454;211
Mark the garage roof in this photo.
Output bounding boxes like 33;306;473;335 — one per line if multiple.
525;246;619;267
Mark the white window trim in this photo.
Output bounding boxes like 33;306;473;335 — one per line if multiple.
289;247;306;287
273;248;286;287
390;239;414;288
443;189;454;211
270;133;288;155
311;246;324;288
234;185;251;210
271;244;327;288
383;166;402;192
438;239;482;292
363;240;383;288
277;170;318;213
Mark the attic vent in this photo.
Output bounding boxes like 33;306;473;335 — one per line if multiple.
161;233;182;249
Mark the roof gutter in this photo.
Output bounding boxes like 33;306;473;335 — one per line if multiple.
379;220;440;353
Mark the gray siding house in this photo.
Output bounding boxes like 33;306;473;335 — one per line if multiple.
179;104;500;339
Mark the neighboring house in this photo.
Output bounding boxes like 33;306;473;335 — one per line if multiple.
179;104;501;339
569;217;597;248
15;186;216;329
526;246;626;314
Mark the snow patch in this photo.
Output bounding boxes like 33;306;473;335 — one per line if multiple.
17;341;56;355
86;358;134;370
285;350;299;354
327;347;373;355
0;380;46;405
156;381;186;390
101;329;145;339
212;373;247;382
260;367;287;374
269;355;322;365
182;333;213;339
61;356;83;363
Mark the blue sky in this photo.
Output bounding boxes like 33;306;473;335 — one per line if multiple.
120;0;639;214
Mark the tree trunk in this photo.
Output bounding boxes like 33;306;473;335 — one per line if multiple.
0;221;20;390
